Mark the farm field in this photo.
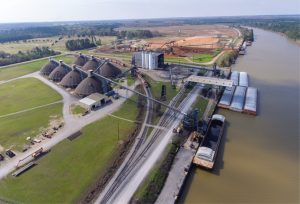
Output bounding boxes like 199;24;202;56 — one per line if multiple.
0;78;62;150
0;95;140;204
0;36;117;54
0;55;74;81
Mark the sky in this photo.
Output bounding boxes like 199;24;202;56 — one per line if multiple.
0;0;299;23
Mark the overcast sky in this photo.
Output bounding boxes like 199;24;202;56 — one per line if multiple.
0;0;299;23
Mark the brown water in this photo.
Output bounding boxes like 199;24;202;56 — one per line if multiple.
180;28;300;203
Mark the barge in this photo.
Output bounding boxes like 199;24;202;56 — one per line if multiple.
193;114;225;169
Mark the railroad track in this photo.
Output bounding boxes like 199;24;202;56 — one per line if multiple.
98;85;196;204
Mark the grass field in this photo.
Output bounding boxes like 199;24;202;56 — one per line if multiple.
0;55;74;81
0;36;117;54
70;104;87;115
0;78;62;150
192;96;209;119
0;95;140;203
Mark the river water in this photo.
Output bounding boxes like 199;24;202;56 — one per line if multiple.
180;28;300;203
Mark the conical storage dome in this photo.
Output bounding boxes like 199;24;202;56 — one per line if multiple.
40;60;59;76
60;69;85;88
74;76;103;97
81;57;101;71
49;63;70;82
74;54;88;66
98;62;122;78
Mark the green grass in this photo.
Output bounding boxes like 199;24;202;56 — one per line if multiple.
0;78;61;115
0;36;117;54
164;56;189;64
70;105;87;115
0;104;62;150
0;78;63;150
192;96;209;119
133;144;177;203
0;55;74;81
192;53;214;63
127;75;136;86
0;95;140;204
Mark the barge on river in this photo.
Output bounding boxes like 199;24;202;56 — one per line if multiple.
193;114;225;169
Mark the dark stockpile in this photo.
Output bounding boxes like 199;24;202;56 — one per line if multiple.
60;69;86;88
97;62;122;78
49;63;71;82
74;76;103;97
40;60;59;76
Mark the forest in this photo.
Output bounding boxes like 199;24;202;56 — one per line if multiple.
65;38;96;51
0;47;59;66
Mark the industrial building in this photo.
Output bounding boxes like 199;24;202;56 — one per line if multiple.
40;54;123;98
133;52;164;69
74;53;88;67
81;56;101;71
60;65;86;88
49;60;70;82
40;58;59;76
79;93;110;110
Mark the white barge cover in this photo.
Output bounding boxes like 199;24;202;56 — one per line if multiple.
230;86;247;112
219;86;236;107
244;87;257;113
239;72;248;87
230;71;239;86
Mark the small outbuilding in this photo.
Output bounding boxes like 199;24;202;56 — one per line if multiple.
79;93;110;110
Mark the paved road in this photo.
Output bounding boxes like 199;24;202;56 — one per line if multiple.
0;72;139;180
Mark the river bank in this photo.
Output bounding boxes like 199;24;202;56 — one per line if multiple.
179;28;299;203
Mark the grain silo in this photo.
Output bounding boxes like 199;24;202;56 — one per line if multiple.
40;58;59;76
74;70;103;97
81;56;101;71
98;62;122;78
74;53;88;67
49;60;71;82
60;65;86;88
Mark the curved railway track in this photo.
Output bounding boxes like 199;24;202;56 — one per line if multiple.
97;84;196;204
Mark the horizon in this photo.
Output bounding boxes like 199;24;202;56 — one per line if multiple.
0;14;299;25
0;0;299;24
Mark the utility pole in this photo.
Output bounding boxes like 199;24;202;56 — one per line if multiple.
117;120;120;141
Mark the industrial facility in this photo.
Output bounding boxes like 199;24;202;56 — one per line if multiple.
133;51;164;69
40;54;122;98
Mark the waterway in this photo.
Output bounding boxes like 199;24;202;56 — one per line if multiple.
180;28;300;203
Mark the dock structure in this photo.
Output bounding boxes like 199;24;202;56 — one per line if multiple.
218;86;235;109
155;135;199;204
229;86;247;112
244;87;257;115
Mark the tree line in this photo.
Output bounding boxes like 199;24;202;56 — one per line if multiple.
65;38;96;51
0;47;60;66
